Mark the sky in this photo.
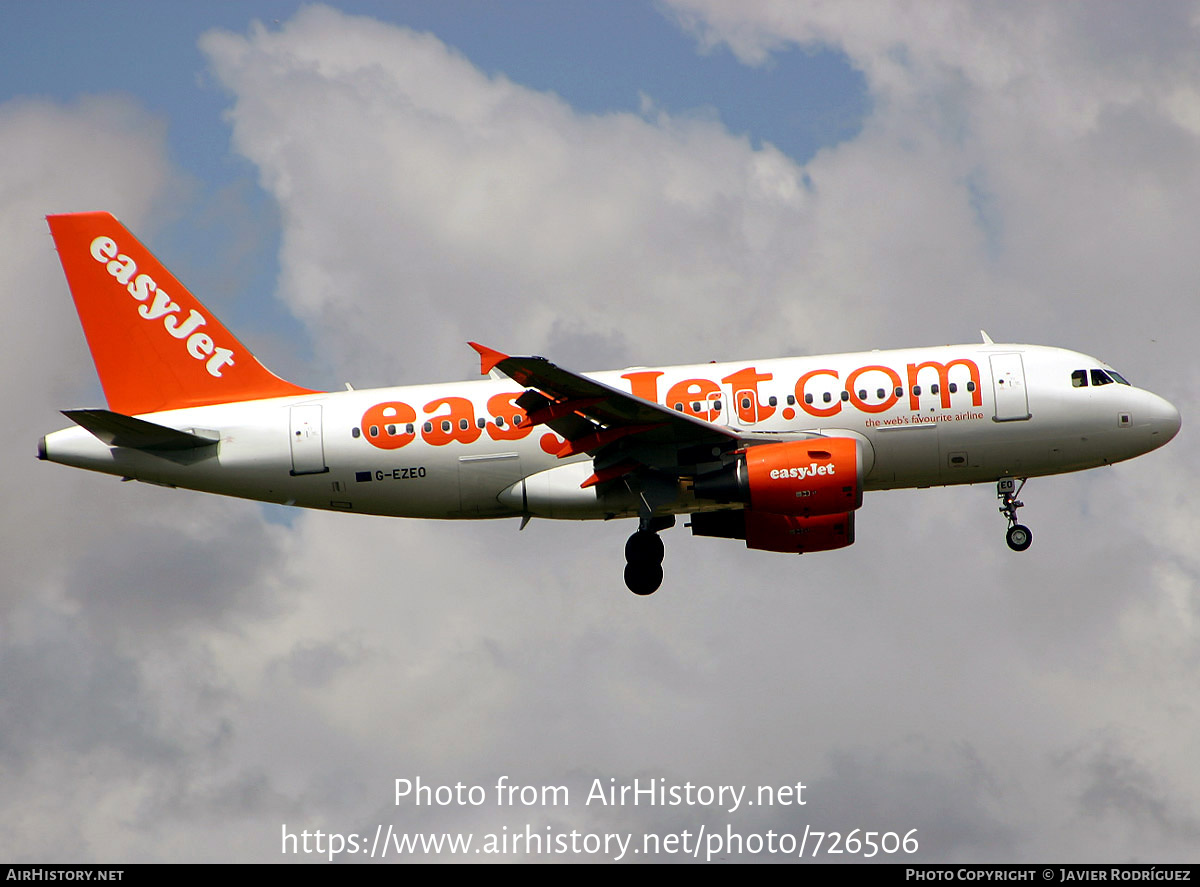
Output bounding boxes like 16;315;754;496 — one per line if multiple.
2;0;1199;864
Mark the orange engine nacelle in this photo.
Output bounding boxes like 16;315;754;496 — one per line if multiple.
689;509;856;554
694;438;863;518
745;437;863;516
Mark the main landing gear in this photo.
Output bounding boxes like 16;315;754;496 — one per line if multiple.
997;477;1033;552
624;516;674;595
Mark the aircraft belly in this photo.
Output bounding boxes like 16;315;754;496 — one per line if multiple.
860;414;1128;489
500;460;640;520
457;452;524;517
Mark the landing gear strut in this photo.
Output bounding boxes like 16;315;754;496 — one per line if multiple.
997;477;1032;552
624;516;674;595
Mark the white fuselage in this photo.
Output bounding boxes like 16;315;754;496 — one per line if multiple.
41;343;1180;520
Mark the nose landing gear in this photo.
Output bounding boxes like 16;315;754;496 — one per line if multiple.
998;477;1033;551
623;516;674;595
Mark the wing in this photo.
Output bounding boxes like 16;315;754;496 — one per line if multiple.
469;343;800;496
471;343;738;447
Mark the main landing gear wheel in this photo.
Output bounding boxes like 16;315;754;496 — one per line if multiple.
623;519;672;596
997;477;1033;553
625;530;665;565
1006;524;1033;552
624;562;664;596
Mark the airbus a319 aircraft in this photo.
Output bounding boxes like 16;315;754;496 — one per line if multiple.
39;213;1181;594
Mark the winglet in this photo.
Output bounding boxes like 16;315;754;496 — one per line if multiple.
468;342;509;376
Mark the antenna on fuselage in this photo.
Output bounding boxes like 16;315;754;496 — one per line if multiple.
980;330;994;345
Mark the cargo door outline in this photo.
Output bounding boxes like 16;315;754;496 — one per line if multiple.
289;404;328;475
990;353;1031;422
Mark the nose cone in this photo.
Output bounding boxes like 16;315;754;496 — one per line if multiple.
1145;392;1181;448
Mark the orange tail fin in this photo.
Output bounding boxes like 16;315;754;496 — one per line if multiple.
47;212;317;414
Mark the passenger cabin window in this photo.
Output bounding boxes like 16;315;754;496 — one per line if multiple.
1072;370;1088;388
1091;369;1114;386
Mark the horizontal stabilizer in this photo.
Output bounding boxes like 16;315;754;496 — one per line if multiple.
63;409;220;451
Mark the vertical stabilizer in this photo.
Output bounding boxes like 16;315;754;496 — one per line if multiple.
46;212;317;414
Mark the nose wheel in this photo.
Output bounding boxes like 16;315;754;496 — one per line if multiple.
623;516;673;595
998;477;1033;552
1005;523;1032;551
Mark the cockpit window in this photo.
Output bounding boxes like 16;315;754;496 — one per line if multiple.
1109;371;1130;385
1072;369;1088;388
1091;369;1114;386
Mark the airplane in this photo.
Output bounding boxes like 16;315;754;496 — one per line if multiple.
38;212;1181;595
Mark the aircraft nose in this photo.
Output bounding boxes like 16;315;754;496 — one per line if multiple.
1146;392;1181;446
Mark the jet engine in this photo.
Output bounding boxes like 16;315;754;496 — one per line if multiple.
693;437;864;517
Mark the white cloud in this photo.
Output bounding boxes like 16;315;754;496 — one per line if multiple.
667;1;1200;369
200;6;866;384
